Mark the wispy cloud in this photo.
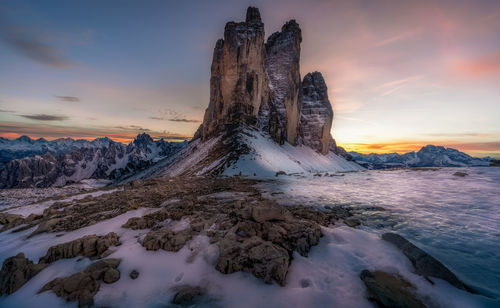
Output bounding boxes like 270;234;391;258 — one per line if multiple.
55;96;80;102
375;28;422;47
0;121;191;143
0;18;73;68
19;114;68;121
150;117;201;123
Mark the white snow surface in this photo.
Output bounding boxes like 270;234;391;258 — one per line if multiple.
0;169;498;307
224;130;363;176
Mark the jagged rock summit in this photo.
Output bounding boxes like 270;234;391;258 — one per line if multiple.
155;7;362;177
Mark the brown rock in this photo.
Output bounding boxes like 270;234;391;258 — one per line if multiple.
143;228;193;252
39;232;119;264
261;20;302;145
297;72;334;154
381;233;473;293
198;7;269;140
171;285;206;306
39;258;121;307
0;253;48;295
216;233;289;285
251;202;290;222
360;270;427;308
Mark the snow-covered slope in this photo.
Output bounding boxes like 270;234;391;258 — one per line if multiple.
350;145;491;169
155;128;363;178
224;129;363;176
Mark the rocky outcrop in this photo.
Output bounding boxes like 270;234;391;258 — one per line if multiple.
0;253;48;295
200;7;268;140
194;7;341;158
39;232;119;264
171;285;207;306
39;258;121;307
360;270;427;308
216;233;290;285
297;72;334;154
261;20;302;145
382;233;473;293
143;228;193;252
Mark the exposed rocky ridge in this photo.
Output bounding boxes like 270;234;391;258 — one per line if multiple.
382;233;475;293
350;145;491;169
0;133;187;189
360;270;427;308
39;232;119;264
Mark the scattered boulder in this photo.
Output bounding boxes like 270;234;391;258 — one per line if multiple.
360;270;427;308
453;172;468;177
39;258;121;307
0;213;25;231
39;232;119;264
0;253;48;295
251;202;290;222
143;228;193;252
171;285;206;306
129;270;139;280
382;233;472;292
216;233;289;285
344;218;361;228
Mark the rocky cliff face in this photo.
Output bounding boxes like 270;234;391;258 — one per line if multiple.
195;7;337;156
199;7;268;140
261;20;302;145
297;72;333;155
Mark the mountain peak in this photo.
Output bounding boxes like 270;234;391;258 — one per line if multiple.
246;7;262;24
16;135;33;142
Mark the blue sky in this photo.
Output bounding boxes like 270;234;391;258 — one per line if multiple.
1;0;499;157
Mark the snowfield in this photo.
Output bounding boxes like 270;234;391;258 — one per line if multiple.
223;130;363;176
0;167;498;307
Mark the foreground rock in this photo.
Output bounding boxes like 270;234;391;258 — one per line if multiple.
39;258;121;306
171;285;206;306
117;178;345;285
360;270;427;308
0;253;48;295
382;233;473;293
39;232;120;263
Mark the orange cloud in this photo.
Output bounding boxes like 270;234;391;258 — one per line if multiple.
339;141;500;158
0;122;190;143
454;51;500;77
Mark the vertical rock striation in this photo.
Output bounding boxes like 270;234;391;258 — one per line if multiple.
298;72;334;154
200;7;269;140
195;7;338;156
261;20;302;145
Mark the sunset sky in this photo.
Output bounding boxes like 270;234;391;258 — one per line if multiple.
1;0;499;157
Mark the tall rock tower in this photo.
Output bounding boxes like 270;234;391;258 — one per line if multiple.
194;7;337;157
260;20;302;145
297;72;333;155
198;7;268;140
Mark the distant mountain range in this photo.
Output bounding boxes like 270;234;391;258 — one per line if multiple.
349;145;493;169
0;134;187;188
0;135;115;163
